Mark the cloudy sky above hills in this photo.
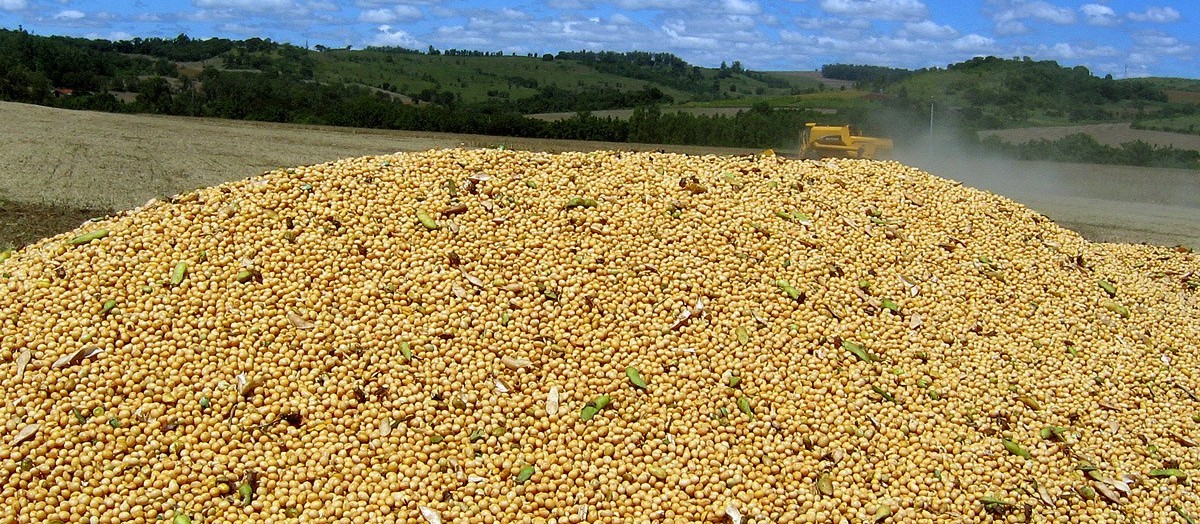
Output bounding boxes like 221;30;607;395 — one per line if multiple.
0;0;1193;77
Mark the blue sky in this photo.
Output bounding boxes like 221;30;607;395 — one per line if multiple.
0;1;1193;77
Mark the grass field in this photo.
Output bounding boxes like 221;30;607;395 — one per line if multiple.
2;101;1197;250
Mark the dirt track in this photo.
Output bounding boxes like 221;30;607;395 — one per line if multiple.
3;101;1198;248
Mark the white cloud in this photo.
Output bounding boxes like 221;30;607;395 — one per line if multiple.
1033;41;1120;61
194;0;296;12
792;16;871;36
499;7;528;20
819;0;928;20
360;8;395;23
548;0;593;7
951;33;995;52
990;0;1075;34
1131;31;1192;56
374;24;424;48
1080;4;1117;26
901;20;957;39
611;13;633;24
722;0;760;16
359;5;421;23
428;11;656;54
994;21;1025;34
1127;6;1181;23
661;20;723;50
613;0;696;9
53;9;86;20
86;30;134;41
0;0;27;11
1027;1;1075;23
217;22;265;36
306;1;337;11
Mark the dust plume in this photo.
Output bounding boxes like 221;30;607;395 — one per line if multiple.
884;129;1200;248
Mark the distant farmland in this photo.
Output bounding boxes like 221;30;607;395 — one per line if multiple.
979;122;1200;150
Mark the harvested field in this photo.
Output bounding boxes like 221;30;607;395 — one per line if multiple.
2;148;1198;523
1166;90;1200;105
978;122;1200;151
525;107;752;122
0;102;752;213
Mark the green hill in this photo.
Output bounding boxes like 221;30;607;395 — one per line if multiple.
878;56;1168;129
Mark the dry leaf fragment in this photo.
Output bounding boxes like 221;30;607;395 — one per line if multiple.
52;349;81;368
1105;475;1134;495
286;311;314;330
725;504;743;524
501;355;532;370
441;203;468;216
467;475;486;483
909;313;924;330
751;311;768;326
854;287;880;307
52;346;104;368
670;305;693;331
1032;480;1054;507
419;506;442;524
463;270;484;288
236;373;263;398
379;418;392;438
546;386;560;416
1092;480;1123;504
494;378;510;393
452;285;467;299
11;423;39;446
15;349;31;379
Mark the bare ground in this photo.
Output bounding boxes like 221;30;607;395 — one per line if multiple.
2;101;1197;249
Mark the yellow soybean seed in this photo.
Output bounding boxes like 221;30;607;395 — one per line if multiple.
1;148;1196;523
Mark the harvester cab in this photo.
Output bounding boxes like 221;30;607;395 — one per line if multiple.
799;122;893;160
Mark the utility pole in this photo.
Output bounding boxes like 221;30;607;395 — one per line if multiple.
929;98;935;139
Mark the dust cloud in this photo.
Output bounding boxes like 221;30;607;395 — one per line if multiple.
887;131;1200;248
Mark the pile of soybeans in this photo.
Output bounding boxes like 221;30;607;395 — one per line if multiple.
2;148;1199;524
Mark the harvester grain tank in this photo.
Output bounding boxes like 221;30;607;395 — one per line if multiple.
800;122;893;159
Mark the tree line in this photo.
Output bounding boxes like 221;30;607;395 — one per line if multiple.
1;27;1193;168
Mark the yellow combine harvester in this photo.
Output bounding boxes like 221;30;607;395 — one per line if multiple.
799;122;893;159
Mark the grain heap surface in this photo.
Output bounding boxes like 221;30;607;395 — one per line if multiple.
1;149;1199;524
